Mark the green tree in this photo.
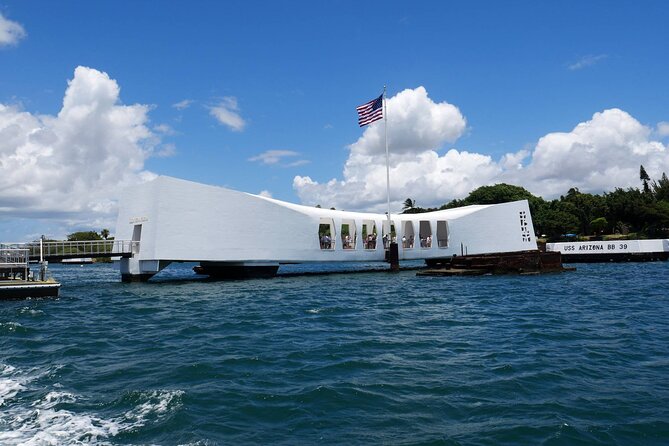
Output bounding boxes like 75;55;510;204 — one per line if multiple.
534;201;580;239
463;183;537;204
441;183;543;209
605;188;646;233
401;198;430;214
440;198;466;210
67;231;102;241
590;217;609;234
561;188;607;235
639;200;669;237
402;198;416;212
652;172;669;202
431;179;669;239
100;229;110;240
640;164;651;194
440;183;546;234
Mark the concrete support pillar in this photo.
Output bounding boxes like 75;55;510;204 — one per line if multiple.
388;242;400;272
120;258;170;282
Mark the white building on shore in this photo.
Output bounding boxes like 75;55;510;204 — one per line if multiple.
115;176;537;281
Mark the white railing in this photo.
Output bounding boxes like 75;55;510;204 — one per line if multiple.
0;248;29;268
0;240;138;260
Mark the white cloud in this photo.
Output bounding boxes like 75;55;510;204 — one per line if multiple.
568;54;608;71
293;87;668;211
0;12;25;47
515;108;668;196
349;86;466;157
0;66;159;227
248;149;309;167
172;99;193;110
249;150;298;164
656;121;669;137
208;97;245;131
294;86;470;210
285;159;310;167
153;143;176;158
258;190;273;198
154;123;176;135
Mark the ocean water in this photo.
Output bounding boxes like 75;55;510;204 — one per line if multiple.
1;261;669;445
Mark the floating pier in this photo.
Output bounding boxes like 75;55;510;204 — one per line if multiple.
0;280;61;299
0;246;60;299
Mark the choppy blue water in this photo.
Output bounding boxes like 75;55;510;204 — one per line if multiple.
2;261;669;445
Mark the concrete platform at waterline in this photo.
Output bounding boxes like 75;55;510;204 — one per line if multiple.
417;250;571;276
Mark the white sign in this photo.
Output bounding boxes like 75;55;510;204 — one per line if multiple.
129;216;149;224
547;241;641;254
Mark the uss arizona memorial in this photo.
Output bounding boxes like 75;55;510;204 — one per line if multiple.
115;176;537;281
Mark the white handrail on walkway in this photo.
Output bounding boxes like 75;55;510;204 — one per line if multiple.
0;240;138;259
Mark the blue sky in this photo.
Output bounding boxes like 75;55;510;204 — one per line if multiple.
1;1;669;240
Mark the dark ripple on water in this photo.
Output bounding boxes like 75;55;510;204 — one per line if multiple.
1;262;669;445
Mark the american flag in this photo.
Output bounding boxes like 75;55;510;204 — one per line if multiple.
356;94;384;127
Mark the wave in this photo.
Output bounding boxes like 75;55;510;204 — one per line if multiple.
0;364;25;407
0;363;184;446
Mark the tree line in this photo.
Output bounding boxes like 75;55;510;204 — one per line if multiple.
38;229;112;243
402;165;669;241
66;229;112;241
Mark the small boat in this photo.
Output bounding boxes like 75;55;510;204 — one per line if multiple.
0;245;60;299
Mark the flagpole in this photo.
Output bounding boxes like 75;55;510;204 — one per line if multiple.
383;85;390;225
382;86;399;271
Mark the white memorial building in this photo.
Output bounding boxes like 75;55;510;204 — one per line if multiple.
115;176;537;281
